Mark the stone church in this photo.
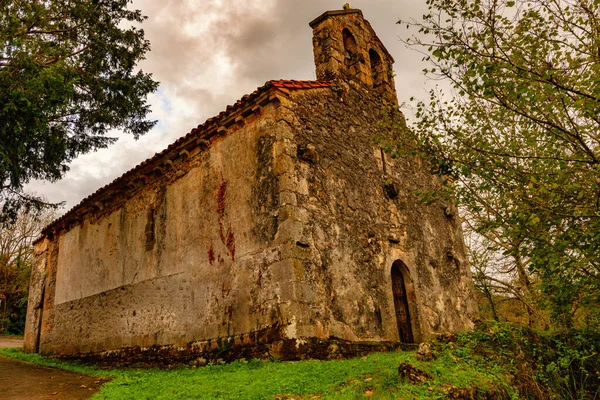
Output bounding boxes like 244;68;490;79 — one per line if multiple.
24;8;478;362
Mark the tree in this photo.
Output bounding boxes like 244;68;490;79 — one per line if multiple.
0;0;158;221
0;208;53;334
465;217;549;329
397;0;600;327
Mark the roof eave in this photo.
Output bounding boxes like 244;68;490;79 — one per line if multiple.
38;80;332;239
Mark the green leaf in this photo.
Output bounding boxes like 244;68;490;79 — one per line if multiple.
0;0;159;219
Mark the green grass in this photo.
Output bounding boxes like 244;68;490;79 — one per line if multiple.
0;347;515;399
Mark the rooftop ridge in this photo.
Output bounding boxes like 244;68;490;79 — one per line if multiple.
309;9;362;28
38;80;332;240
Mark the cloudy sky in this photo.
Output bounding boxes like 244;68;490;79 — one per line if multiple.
27;0;432;211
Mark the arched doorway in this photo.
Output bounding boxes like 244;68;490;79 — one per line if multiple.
391;260;414;343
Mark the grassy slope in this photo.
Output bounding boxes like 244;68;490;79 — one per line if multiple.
0;347;514;399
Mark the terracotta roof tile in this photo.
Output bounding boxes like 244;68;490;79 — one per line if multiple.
269;80;331;90
41;80;332;237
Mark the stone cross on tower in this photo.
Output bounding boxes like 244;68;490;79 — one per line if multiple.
309;8;397;104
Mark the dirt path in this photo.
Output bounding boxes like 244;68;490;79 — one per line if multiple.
0;338;106;400
0;337;23;348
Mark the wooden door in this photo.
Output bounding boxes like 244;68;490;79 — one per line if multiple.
391;262;414;343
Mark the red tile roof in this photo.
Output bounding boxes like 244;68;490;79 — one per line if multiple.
271;80;331;89
40;80;331;238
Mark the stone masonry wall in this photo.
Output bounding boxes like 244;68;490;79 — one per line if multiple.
279;80;479;343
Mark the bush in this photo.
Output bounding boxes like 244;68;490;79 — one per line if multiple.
437;321;600;399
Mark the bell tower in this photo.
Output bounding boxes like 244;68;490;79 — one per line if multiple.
309;7;397;104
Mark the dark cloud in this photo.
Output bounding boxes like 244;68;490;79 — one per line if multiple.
26;1;432;209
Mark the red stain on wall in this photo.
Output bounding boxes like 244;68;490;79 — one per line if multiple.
226;230;235;261
217;181;227;216
216;178;236;261
207;244;215;265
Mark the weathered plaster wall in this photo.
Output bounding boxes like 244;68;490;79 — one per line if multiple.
25;103;304;356
280;81;478;344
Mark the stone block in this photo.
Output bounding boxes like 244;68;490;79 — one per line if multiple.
279;172;299;192
269;259;305;282
277;302;313;321
278;172;309;196
279;191;297;206
273;138;296;158
274;219;303;244
279;281;316;304
295;323;317;338
297;177;309;196
278;204;301;221
280;242;312;260
273;154;294;175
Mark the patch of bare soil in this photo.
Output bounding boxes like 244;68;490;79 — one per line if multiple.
0;356;107;400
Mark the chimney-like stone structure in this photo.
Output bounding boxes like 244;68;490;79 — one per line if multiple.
310;8;397;103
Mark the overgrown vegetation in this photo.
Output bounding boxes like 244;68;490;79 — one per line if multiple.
379;2;600;397
447;322;600;399
395;0;600;328
3;321;597;398
0;209;53;334
0;0;158;220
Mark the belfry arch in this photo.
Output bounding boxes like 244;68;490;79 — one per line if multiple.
369;48;382;86
342;28;358;70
